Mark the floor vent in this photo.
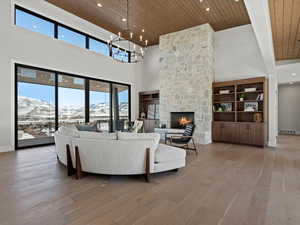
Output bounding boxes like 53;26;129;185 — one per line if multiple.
280;130;296;135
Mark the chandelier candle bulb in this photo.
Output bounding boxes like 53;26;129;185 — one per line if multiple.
145;40;148;46
140;35;143;41
130;32;133;38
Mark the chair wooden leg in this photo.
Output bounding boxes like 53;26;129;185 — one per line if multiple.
192;138;198;155
66;144;75;176
75;146;83;180
145;148;150;182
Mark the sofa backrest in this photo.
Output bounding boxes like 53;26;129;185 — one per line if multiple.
78;131;117;140
54;133;74;166
72;138;157;174
118;132;160;150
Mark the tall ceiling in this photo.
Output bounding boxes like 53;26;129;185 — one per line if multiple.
269;0;300;60
46;0;251;46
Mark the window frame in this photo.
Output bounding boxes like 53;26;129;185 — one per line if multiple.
14;5;131;62
15;63;131;150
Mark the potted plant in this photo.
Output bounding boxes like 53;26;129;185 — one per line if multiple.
239;93;246;101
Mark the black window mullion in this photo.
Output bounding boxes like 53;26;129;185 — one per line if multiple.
55;73;59;130
85;80;90;123
54;23;58;39
86;36;89;49
109;83;113;132
128;85;131;122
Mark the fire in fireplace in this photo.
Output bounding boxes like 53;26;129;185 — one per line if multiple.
171;112;194;129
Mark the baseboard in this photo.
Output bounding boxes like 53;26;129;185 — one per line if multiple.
268;140;277;148
0;145;15;153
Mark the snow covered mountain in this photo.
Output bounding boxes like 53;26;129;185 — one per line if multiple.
18;96;128;120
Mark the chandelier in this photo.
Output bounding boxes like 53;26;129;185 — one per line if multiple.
107;0;148;63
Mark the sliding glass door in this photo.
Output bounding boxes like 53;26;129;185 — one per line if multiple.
89;80;110;131
58;75;85;127
16;64;131;149
112;84;130;131
17;67;55;148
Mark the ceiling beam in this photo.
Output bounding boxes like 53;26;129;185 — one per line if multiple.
244;0;276;75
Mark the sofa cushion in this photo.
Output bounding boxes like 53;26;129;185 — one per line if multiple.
58;127;79;137
76;123;98;132
79;131;117;140
118;132;160;150
155;144;186;163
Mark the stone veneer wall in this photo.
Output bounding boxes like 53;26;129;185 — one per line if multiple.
159;24;215;144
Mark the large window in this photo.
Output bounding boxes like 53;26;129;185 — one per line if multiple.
17;67;55;148
58;75;86;127
15;64;131;149
112;84;130;131
58;26;86;48
89;80;110;131
112;47;130;63
15;6;131;61
89;38;110;56
15;8;54;37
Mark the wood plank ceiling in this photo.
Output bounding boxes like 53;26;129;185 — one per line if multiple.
269;0;300;60
46;0;250;47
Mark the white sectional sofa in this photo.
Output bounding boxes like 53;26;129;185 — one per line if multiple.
54;127;186;181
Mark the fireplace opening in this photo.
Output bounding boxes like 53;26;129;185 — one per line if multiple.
171;112;194;129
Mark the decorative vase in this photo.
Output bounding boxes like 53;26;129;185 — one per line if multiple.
254;113;262;123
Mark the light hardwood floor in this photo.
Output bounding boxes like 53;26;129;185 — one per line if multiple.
0;135;299;225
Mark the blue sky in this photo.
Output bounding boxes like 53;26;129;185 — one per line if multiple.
19;83;128;106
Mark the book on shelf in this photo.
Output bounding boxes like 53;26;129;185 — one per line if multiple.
256;93;264;101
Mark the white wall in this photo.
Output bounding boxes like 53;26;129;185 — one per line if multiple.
278;83;300;134
139;46;160;92
140;24;268;91
0;0;142;151
215;24;267;81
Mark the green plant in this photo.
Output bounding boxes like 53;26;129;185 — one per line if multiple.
239;93;246;99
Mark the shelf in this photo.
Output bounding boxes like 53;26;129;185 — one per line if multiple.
237;111;263;113
214;111;235;113
236;100;263;103
141;98;159;101
236;91;263;94
213;93;235;96
213;101;235;104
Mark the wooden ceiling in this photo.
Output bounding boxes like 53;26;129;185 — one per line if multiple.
46;0;250;46
269;0;300;60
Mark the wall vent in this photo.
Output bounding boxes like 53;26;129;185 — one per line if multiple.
279;130;296;135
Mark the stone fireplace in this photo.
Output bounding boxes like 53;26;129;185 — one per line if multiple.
159;24;214;144
171;112;194;129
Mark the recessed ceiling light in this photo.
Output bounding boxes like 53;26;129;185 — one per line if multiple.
122;18;127;22
206;7;210;11
235;0;239;2
199;0;204;2
292;73;297;76
142;29;145;32
97;3;102;7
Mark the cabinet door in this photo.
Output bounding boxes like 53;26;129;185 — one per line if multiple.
249;123;264;146
143;119;156;133
212;122;222;142
239;123;252;145
239;123;264;146
213;122;237;143
221;123;237;143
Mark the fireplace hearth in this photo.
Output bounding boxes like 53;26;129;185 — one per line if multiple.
171;112;194;129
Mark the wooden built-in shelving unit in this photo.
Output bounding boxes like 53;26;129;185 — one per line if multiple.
139;91;160;133
212;77;268;147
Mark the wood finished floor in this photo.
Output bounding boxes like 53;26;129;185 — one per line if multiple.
0;135;300;225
